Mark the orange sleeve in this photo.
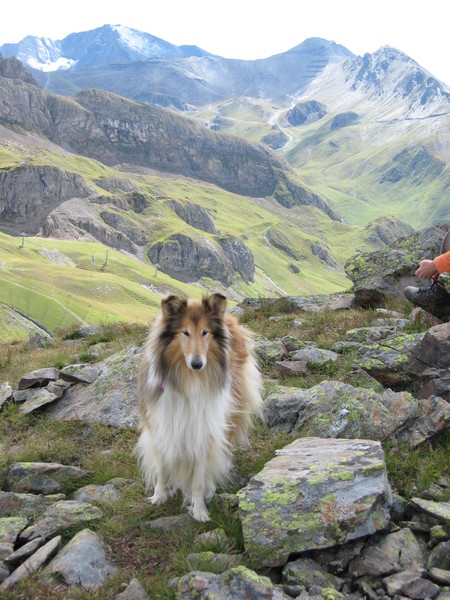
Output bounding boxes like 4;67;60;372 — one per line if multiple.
434;251;450;274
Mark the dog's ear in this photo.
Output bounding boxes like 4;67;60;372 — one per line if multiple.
205;292;227;317
161;295;187;317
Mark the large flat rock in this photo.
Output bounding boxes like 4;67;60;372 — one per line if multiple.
237;437;392;568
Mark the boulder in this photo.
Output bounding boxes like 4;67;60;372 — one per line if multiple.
382;569;441;599
59;364;101;384
0;491;65;520
4;537;46;566
70;480;125;505
217;236;255;283
290;347;338;364
275;360;309;376
410;498;450;526
19;501;102;542
237;437;392;568
176;566;289;599
409;323;450;380
254;338;287;363
116;577;149;599
43;529;116;591
6;462;88;495
0;517;28;545
166;199;218;234
45;346;142;427
282;557;342;593
19;388;61;414
262;387;309;431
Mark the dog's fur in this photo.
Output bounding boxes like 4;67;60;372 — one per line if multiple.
135;293;263;521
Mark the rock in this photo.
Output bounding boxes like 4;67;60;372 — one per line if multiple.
144;514;193;532
0;536;61;590
382;569;440;599
166;199;218;234
332;341;361;353
348;528;427;577
285;100;327;126
345;223;448;306
290;348;338;364
262;387;309;431
0;518;28;545
71;325;102;339
116;577;149;599
282;557;342;592
193;528;233;553
393;396;450;447
345;326;398;343
254;338;288;363
228;306;245;317
410;498;450;526
59;363;101;384
0;543;13;561
331;112;358;129
0;491;65;520
176;565;289;599
217;236;255;283
18;367;60;390
354;332;424;387
19;501;102;542
261;126;290;150
6;462;88;495
409;323;450;379
275;360;309;376
43;529;116;591
410;307;442;328
417;375;450;401
428;568;450;585
100;211;147;245
371;318;409;329
19;388;61;414
339;369;385;393
4;537;45;566
430;525;449;542
70;481;123;505
186;552;242;574
237;437;392;568
428;541;450;570
45;379;73;398
45;346;142;427
0;562;9;583
0;383;12;410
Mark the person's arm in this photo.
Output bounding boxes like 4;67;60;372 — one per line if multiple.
433;250;450;275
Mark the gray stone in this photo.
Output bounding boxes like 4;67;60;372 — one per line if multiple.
237;438;392;568
410;307;442;328
282;557;342;592
116;577;149;599
43;529;116;591
353;332;424;387
290;348;338;364
176;566;289;599
19;388;60;414
0;383;12;410
0;543;13;561
262;387;309;431
70;482;123;505
409;323;450;379
393;396;450;447
331;341;361;353
18;367;60;390
145;514;193;532
428;541;450;570
418;375;450;402
429;568;450;585
275;360;309;376
59;363;101;384
193;528;234;553
228;306;245;317
0;536;61;590
375;309;404;318
45;346;142;427
339;368;385;393
45;379;72;398
254;338;287;363
383;569;441;599
0;562;9;583
348;528;427;577
410;498;450;526
345;326;398;343
72;325;102;338
186;552;242;574
4;537;45;566
0;490;64;520
19;501;102;542
0;517;28;544
371;318;409;329
7;462;88;495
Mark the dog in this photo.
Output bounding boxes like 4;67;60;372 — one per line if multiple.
135;292;262;521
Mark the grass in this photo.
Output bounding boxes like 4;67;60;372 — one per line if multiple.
0;299;448;599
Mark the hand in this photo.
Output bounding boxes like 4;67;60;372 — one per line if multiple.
415;259;438;279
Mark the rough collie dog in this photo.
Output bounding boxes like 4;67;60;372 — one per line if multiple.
135;293;263;522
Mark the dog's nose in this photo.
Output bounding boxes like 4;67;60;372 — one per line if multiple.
191;357;204;370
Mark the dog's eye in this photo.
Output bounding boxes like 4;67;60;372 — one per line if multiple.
202;330;209;337
182;330;190;337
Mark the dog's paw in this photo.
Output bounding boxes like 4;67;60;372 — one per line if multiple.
146;492;168;506
188;504;210;522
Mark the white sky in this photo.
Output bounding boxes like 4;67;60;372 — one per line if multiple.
1;0;449;84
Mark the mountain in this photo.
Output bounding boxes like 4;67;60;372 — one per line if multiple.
0;24;211;72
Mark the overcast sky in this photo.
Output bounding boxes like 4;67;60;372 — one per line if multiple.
1;0;449;84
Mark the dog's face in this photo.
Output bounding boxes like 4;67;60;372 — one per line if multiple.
161;293;228;372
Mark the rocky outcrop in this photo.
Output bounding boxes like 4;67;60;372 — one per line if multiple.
285;100;327;126
363;216;415;248
166;200;218;234
0;55;37;85
0;165;93;235
345;222;449;306
380;145;446;185
100;211;147;245
148;233;254;285
330;111;359;129
260;125;289;149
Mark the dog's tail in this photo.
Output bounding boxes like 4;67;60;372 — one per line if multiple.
134;428;157;492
